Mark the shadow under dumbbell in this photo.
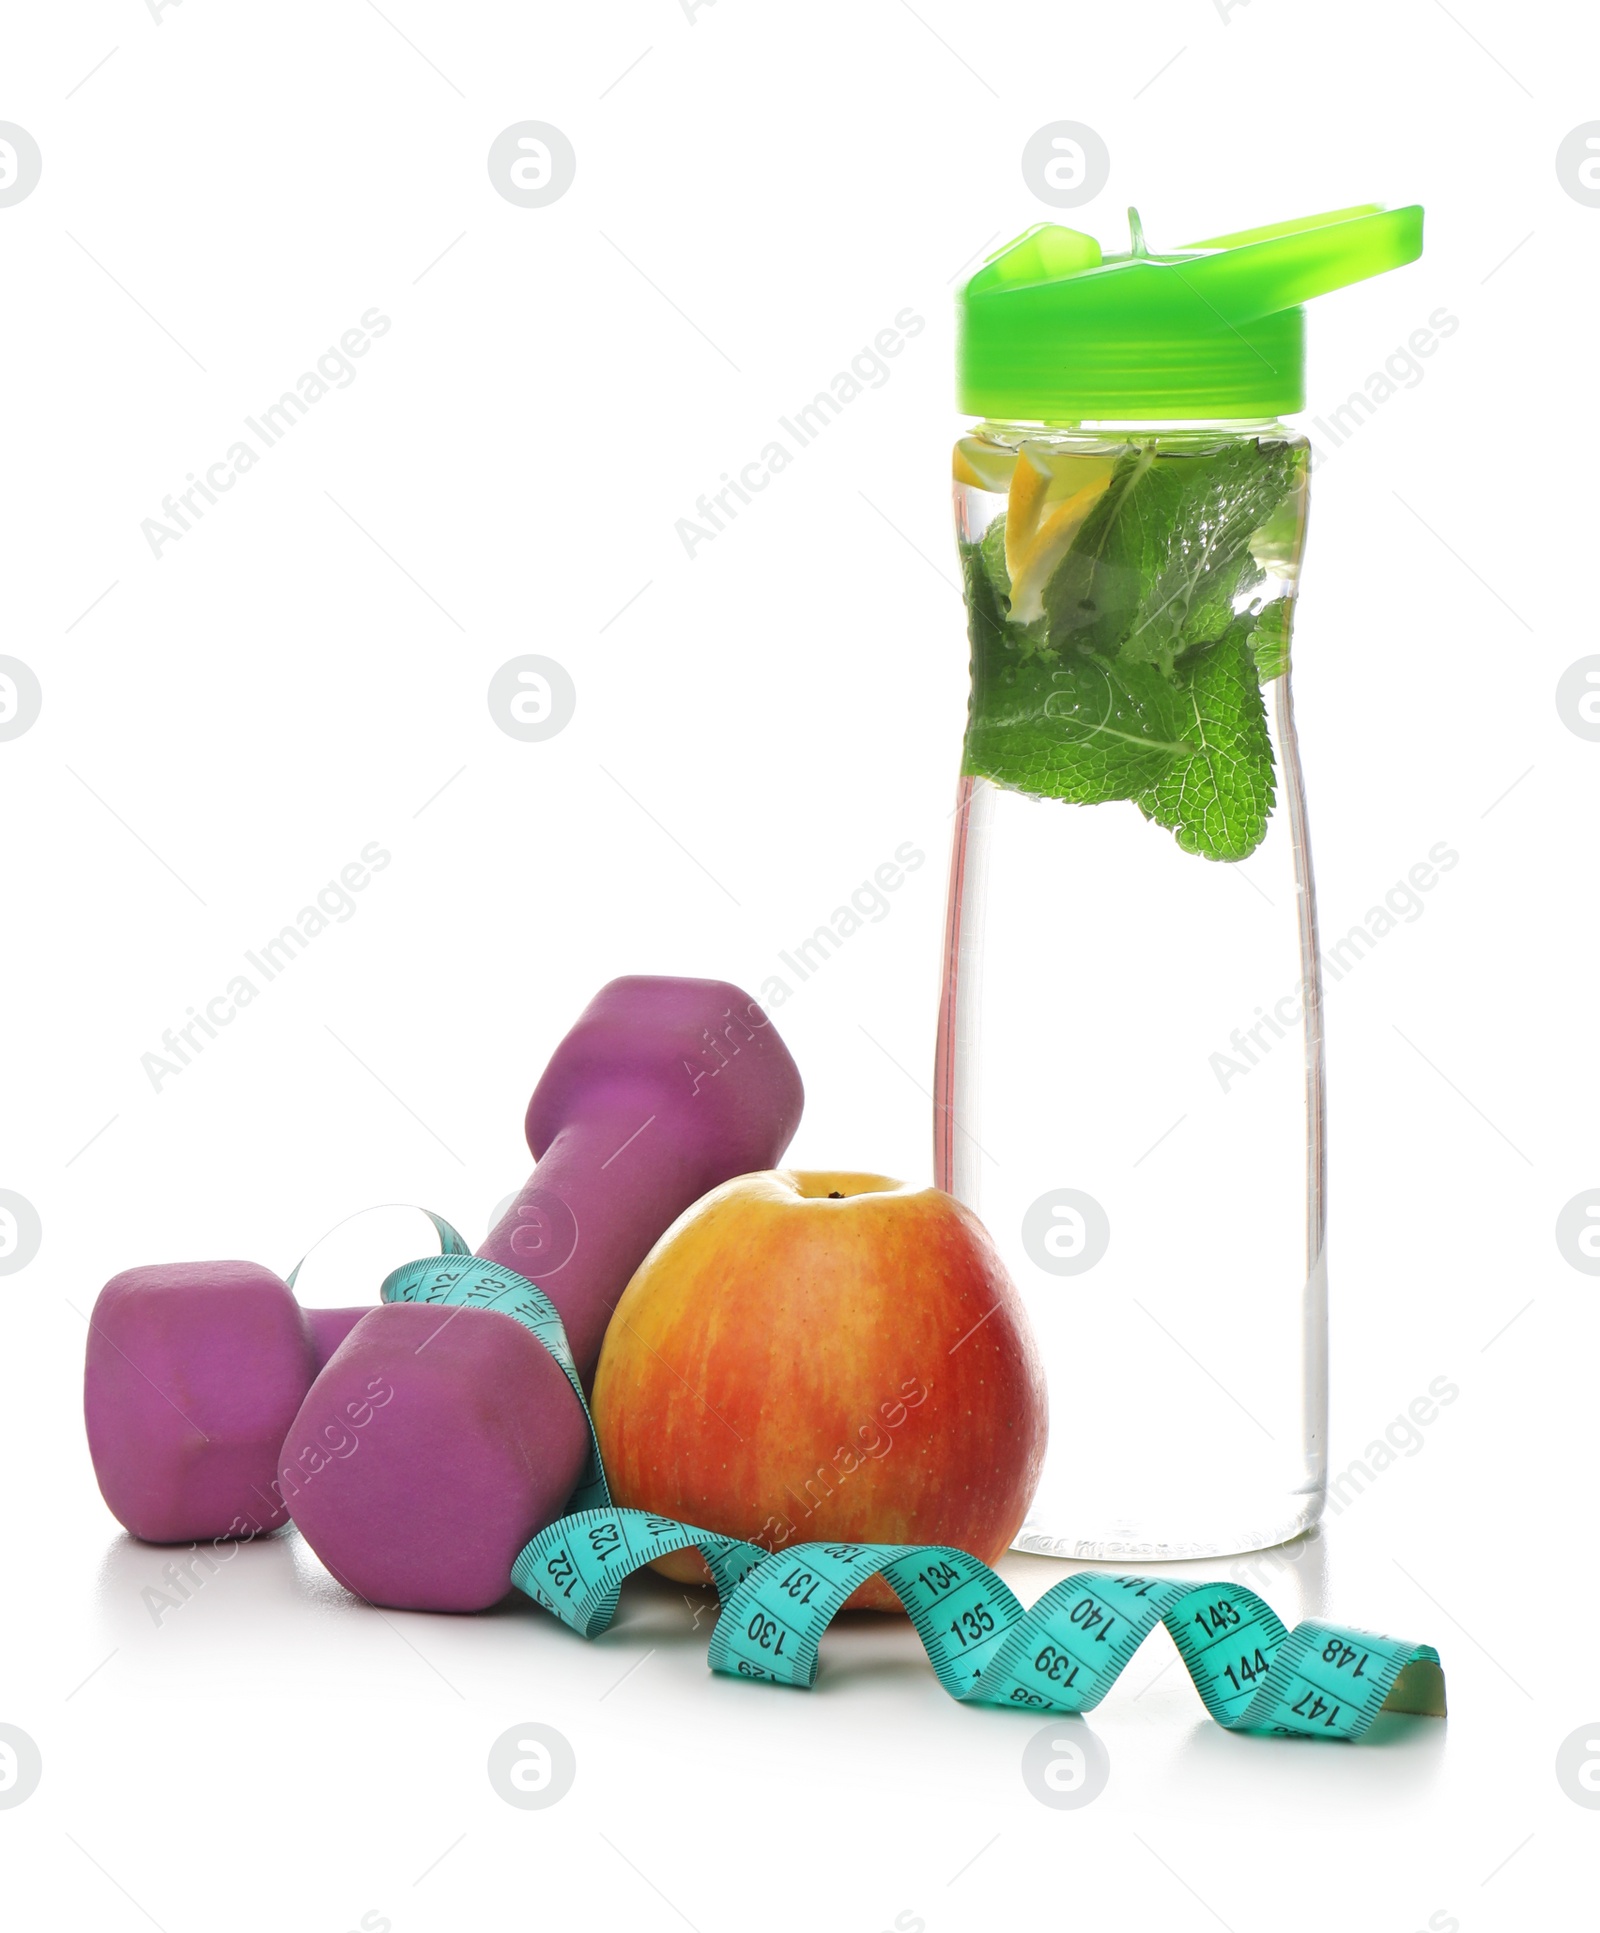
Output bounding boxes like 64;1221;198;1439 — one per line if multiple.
93;1525;311;1656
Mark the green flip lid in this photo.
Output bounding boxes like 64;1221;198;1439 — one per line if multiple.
957;203;1424;421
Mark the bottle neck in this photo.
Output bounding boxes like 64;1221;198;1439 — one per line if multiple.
972;415;1294;442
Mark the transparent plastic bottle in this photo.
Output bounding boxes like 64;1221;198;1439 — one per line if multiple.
937;420;1321;1559
934;205;1423;1559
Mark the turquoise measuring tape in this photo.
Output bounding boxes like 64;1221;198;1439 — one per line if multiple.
375;1221;1445;1740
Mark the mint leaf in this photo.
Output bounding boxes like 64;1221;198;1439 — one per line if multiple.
1249;599;1292;682
959;439;1300;864
977;514;1011;603
963;547;1276;857
962;538;1188;803
1248;481;1308;581
1042;441;1303;676
1136;624;1276;861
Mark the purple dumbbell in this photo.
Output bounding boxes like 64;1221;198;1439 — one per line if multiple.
285;976;804;1611
479;973;807;1385
84;1260;368;1544
274;1301;589;1613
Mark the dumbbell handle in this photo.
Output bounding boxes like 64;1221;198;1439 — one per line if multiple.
478;1108;717;1387
305;1305;371;1371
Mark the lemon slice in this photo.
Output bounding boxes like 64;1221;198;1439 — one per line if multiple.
953;437;1018;493
1004;450;1116;624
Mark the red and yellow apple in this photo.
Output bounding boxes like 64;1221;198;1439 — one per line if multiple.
591;1170;1047;1612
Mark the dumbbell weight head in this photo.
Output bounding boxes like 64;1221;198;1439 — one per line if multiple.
281;1302;590;1613
84;1261;367;1544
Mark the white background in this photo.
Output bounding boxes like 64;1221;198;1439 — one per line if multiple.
1;1;1595;1927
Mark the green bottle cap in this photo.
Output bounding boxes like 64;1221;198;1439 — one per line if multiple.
956;202;1424;422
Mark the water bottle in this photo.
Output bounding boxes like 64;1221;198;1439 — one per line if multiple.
935;204;1424;1559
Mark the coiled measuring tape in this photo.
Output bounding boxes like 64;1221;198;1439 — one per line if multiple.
378;1225;1446;1739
